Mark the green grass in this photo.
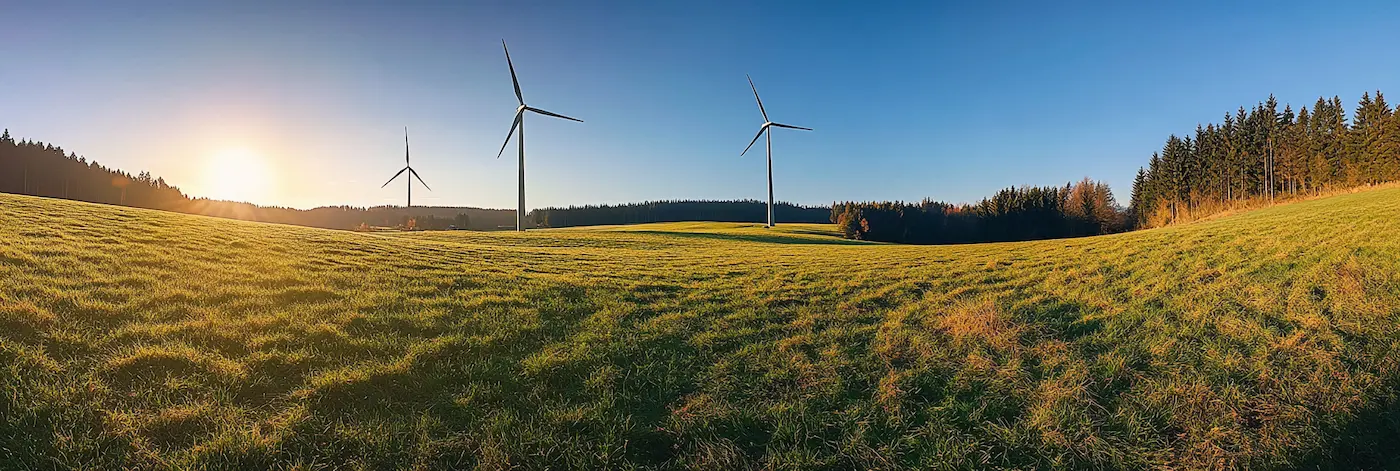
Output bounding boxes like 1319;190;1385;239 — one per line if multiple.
2;187;1399;470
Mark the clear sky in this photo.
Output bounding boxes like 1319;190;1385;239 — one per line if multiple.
4;0;1399;210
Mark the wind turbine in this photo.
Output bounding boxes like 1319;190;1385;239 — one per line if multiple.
740;74;811;228
381;126;431;208
494;40;583;231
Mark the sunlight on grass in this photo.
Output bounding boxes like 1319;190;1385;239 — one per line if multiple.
1;188;1399;468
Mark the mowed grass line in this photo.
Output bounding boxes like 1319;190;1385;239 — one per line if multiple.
1;188;1398;470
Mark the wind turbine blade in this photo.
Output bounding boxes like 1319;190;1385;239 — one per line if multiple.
740;126;767;156
495;111;523;159
381;167;408;188
747;74;768;122
503;40;524;105
526;106;583;123
770;123;812;131
410;168;431;191
404;126;410;165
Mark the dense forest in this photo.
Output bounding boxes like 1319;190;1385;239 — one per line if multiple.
0;131;513;230
531;200;830;228
832;178;1127;244
1129;91;1400;227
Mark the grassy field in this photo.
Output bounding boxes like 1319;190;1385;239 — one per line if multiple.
2;188;1399;470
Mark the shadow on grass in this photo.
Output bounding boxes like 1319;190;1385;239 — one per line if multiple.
625;230;871;245
779;227;843;237
1295;387;1400;470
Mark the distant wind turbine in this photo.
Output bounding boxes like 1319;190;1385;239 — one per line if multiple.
740;75;811;228
381;127;431;208
494;40;583;231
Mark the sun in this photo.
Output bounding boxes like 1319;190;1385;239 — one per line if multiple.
203;147;273;203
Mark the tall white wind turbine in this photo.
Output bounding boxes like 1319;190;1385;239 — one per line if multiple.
740;74;811;228
381;127;431;208
494;40;583;231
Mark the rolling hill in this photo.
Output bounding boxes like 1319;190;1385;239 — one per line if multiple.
2;186;1398;469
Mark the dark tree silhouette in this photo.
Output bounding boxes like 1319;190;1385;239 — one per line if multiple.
0;132;511;231
833;179;1127;244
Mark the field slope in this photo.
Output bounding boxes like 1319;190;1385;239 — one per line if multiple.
2;188;1399;470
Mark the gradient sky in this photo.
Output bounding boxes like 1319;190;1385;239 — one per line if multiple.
5;0;1400;210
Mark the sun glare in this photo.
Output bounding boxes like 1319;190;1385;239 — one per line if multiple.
203;148;273;203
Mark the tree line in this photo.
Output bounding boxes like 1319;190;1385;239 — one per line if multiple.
1129;91;1400;227
0;130;189;211
0;131;511;230
14;88;1396;241
531;200;831;228
832;178;1126;244
1;129;1126;242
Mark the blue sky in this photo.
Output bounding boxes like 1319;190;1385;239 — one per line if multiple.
4;0;1399;209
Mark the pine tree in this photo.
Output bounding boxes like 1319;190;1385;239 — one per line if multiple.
1351;92;1377;184
1280;105;1303;194
1129;167;1148;225
1368;91;1397;181
1234;107;1251;198
1264;95;1281;198
1389;93;1400;180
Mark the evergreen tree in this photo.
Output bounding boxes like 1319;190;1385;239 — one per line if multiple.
1385;92;1400;180
1363;91;1396;182
1129;167;1147;225
1128;91;1400;228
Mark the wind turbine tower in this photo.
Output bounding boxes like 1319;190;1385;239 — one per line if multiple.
494;40;583;231
740;74;811;228
381;127;431;208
